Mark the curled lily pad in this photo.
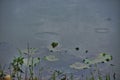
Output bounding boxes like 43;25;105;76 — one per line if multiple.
84;53;112;64
70;62;89;70
44;55;59;61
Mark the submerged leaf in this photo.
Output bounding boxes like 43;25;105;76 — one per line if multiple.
83;53;112;65
70;62;89;70
44;55;59;61
72;53;113;70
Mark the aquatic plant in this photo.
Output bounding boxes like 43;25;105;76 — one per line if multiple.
50;70;59;80
70;73;74;80
51;42;59;48
23;44;40;80
0;42;116;80
0;65;6;80
8;43;41;80
10;49;24;80
89;72;95;80
105;74;110;80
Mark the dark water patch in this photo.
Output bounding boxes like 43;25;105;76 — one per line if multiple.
0;42;12;51
75;47;79;51
106;17;112;21
0;42;15;64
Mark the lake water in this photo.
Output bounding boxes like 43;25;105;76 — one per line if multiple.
0;0;120;79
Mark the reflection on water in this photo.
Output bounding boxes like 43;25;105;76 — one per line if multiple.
0;0;119;79
0;42;10;51
34;32;62;49
95;28;109;33
0;42;15;64
34;32;60;41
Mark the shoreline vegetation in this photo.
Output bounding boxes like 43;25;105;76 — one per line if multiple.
0;42;116;80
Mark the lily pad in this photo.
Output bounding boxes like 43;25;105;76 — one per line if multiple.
70;62;89;70
44;55;59;61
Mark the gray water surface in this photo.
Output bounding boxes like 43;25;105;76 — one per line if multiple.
0;0;120;79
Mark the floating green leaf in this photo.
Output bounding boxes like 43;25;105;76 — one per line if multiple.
51;42;58;48
44;55;59;61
